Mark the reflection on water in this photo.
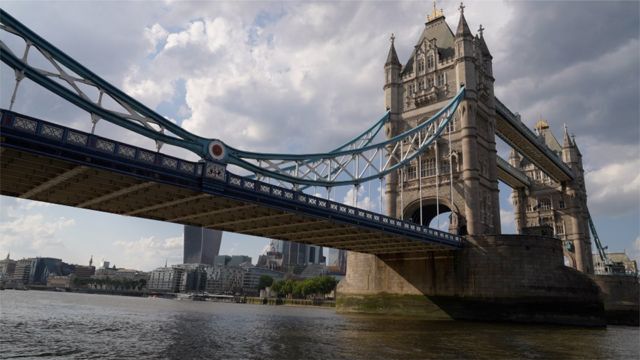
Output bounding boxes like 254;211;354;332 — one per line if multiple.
0;290;637;359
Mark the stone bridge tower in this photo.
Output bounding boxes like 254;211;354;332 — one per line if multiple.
384;5;500;235
509;122;594;274
338;4;605;324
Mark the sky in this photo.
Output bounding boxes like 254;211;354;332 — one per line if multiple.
0;1;638;271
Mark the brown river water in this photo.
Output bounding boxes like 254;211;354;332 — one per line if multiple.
0;290;637;359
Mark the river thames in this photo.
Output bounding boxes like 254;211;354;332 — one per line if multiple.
0;290;637;359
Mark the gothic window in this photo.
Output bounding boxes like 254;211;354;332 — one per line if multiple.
406;164;417;180
440;160;450;174
559;200;565;209
418;81;423;91
437;72;445;86
539;198;552;211
427;54;434;69
418;59;425;73
427;77;434;88
422;158;436;177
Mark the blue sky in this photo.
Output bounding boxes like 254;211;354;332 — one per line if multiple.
1;1;638;270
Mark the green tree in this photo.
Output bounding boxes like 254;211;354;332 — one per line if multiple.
257;275;274;290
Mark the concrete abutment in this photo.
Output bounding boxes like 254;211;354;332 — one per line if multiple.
337;235;606;326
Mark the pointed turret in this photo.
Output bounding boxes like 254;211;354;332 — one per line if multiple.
508;148;521;168
89;254;93;267
562;125;582;167
5;252;9;260
572;134;582;157
385;36;401;66
477;25;492;58
562;124;573;148
455;3;473;38
455;2;476;90
384;34;402;113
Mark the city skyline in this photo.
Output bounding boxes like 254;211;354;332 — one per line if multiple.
0;1;638;271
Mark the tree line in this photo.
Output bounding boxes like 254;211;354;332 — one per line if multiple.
266;275;338;299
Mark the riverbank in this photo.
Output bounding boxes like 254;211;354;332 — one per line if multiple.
3;286;335;308
245;297;335;307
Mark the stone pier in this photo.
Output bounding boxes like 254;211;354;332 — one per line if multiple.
337;235;605;326
591;275;639;326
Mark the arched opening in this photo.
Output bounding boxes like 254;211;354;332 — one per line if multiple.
404;200;465;235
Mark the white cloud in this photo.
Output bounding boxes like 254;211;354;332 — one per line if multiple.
342;187;375;211
122;68;174;110
114;235;182;270
586;158;640;216
144;23;169;54
0;212;75;255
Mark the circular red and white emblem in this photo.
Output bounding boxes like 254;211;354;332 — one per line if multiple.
208;140;226;161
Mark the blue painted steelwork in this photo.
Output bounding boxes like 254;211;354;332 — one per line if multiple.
0;9;212;157
0;109;463;248
228;88;464;187
0;9;462;188
588;211;609;264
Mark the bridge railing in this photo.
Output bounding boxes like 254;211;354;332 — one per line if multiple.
1;109;463;247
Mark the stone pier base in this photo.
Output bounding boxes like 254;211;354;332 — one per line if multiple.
337;235;605;326
592;274;639;326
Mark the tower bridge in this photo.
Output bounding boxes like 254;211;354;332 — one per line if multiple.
0;6;636;325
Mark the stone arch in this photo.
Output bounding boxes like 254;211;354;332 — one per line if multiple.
403;197;465;235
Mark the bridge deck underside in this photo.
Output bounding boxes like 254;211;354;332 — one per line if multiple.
0;146;453;255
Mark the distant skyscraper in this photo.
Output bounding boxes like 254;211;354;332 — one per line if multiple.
274;240;324;270
183;226;222;265
327;248;347;274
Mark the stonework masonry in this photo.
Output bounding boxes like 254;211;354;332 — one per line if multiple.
337;235;604;326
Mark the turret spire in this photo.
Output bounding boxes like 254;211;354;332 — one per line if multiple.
385;33;401;66
563;123;573;147
456;3;473;37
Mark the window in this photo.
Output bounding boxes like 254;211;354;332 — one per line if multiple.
427;54;434;69
437;72;445;86
539;198;552;211
559;200;565;209
406;164;417;180
440;160;450;174
418;59;425;73
427;77;434;88
422;158;436;177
